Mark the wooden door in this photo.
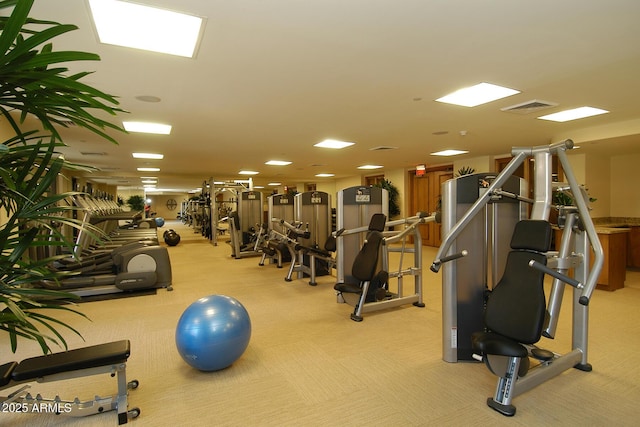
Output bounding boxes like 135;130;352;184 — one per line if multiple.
409;167;453;246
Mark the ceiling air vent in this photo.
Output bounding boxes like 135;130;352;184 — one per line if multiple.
80;151;108;156
501;99;558;115
369;146;398;151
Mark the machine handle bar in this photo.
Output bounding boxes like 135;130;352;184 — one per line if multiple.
528;260;589;305
430;250;468;273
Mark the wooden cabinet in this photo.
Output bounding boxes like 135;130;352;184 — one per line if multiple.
593;230;628;291
556;228;628;291
627;226;640;268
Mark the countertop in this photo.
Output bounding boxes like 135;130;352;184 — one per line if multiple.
595;226;631;234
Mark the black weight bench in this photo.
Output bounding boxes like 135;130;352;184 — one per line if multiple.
0;340;139;424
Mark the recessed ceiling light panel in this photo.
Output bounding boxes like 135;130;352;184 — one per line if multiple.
238;170;259;175
357;165;383;170
436;82;520;107
132;152;164;159
265;160;292;166
314;139;355;149
315;173;335;177
431;149;469;157
123;121;172;135
137;167;160;172
537;106;609;122
88;0;205;58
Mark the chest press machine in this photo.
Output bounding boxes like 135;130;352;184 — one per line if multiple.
1;340;139;424
334;211;434;321
431;140;604;416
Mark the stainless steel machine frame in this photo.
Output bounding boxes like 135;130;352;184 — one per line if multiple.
336;186;388;284
289;191;332;283
439;173;528;362
431;140;605;410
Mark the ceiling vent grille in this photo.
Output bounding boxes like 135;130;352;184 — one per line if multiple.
501;99;558;115
80;151;108;156
369;146;398;151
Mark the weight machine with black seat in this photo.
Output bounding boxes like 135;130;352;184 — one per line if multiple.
335;186;387;284
431;139;604;416
258;193;296;268
334;211;433;321
0;340;139;424
228;189;265;259
281;191;333;285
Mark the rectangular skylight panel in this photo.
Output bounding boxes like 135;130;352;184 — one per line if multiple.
88;0;204;58
537;107;609;122
436;83;520;107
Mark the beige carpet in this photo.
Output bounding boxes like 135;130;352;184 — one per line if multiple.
2;220;639;426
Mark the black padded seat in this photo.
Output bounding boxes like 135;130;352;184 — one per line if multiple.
471;332;528;358
12;340;130;382
1;361;17;387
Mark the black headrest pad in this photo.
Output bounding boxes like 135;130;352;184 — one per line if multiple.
510;220;552;253
368;213;387;232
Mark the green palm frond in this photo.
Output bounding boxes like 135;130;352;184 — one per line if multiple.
0;0;126;354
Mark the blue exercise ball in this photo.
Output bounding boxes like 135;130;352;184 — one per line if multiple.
175;295;251;371
155;217;165;227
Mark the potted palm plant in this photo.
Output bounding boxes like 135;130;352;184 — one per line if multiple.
0;0;125;354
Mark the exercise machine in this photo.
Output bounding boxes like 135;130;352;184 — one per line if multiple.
335;212;433;321
284;191;333;285
431;139;604;415
229;190;265;259
0;340;139;424
437;173;528;362
258;193;296;268
336;186;388;284
40;195;173;298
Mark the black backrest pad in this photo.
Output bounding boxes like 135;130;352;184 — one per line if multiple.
230;212;240;229
324;235;336;252
351;231;383;281
368;213;387;232
1;361;17;387
485;220;552;344
511;219;552;252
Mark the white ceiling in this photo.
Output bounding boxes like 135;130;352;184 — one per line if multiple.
28;0;640;193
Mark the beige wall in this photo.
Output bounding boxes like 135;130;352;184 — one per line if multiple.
610;152;640;217
453;155;492;176
145;193;191;220
584;153;611;218
383;168;406;219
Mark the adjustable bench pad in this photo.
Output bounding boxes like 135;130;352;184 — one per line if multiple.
9;340;130;382
0;362;17;387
